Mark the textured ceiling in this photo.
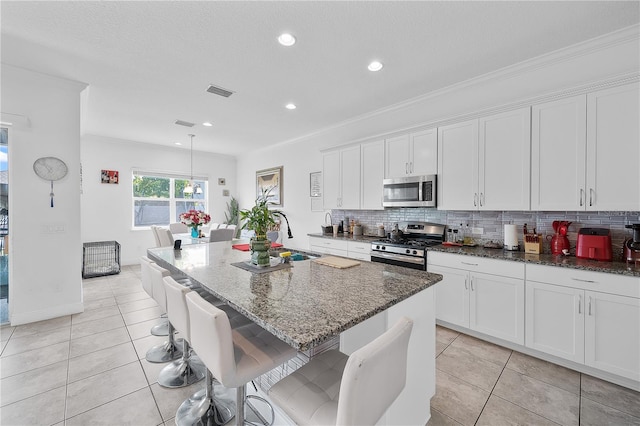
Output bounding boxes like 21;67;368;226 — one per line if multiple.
1;1;639;156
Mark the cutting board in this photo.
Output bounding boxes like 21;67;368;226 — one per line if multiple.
313;256;361;269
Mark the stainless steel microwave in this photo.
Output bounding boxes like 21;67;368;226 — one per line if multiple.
382;175;437;208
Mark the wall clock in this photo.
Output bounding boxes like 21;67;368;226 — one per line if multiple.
33;156;68;207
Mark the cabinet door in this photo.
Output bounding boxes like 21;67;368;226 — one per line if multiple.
437;120;478;210
385;134;410;178
479;108;531;211
525;281;585;363
586;82;640;211
409;129;438;176
469;272;525;345
361;140;384;210
430;265;469;328
585;291;640;381
340;145;361;209
531;95;587;210
323;150;341;209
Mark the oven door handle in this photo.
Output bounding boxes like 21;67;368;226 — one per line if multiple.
371;251;425;265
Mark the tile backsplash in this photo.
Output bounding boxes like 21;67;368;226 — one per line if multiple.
331;209;640;259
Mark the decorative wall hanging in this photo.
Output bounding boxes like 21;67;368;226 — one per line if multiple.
101;169;119;184
33;156;68;207
256;166;283;207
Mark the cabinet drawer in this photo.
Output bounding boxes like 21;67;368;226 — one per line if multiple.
427;252;524;279
309;237;349;251
348;241;370;253
526;264;639;298
349;251;371;261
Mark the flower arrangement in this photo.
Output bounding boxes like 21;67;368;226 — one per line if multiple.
179;209;211;230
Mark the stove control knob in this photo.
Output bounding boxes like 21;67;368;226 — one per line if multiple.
375;245;380;250
381;246;386;250
405;249;411;254
413;250;418;255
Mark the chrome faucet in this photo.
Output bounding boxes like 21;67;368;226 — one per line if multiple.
325;212;332;225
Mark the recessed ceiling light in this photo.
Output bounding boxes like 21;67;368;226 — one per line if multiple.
285;103;297;110
278;33;296;47
203;122;213;127
368;61;384;72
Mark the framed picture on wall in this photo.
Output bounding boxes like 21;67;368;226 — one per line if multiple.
256;166;283;207
101;169;119;184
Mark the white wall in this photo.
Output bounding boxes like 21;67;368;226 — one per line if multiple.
81;134;237;265
1;64;86;325
236;25;640;249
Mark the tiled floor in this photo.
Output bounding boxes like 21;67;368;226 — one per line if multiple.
428;326;640;426
1;265;639;426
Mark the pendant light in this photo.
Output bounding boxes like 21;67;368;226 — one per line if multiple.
183;134;195;195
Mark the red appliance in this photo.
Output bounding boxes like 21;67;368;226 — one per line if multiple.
576;228;612;261
550;221;571;255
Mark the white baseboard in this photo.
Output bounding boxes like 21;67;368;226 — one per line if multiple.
9;301;84;326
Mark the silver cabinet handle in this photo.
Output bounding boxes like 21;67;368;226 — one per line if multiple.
578;294;582;314
480;192;484;206
580;189;584;206
410;162;413;174
461;261;478;266
571;277;597;284
470;277;474;291
464;277;468;290
474;193;478;207
588;296;592;316
589;188;594;207
405;163;409;174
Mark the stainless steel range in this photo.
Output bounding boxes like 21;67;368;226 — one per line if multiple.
370;221;446;270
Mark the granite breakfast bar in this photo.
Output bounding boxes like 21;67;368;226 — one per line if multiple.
148;241;443;425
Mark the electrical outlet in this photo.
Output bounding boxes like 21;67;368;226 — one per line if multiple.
472;227;483;235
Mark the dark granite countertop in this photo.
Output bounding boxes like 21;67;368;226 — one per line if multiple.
427;245;640;277
308;233;379;243
148;242;442;351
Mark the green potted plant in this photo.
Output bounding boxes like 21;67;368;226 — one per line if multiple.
239;188;279;266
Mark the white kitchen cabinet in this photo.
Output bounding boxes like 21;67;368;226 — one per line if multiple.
532;82;640;211
360;139;385;210
384;129;437;179
347;241;371;261
586;83;640;210
526;264;640;382
429;253;525;345
309;237;371;261
322;145;360;209
438;108;531;211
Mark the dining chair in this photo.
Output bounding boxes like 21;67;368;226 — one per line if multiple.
218;224;228;229
209;228;235;242
170;222;189;234
158;228;174;247
150;225;162;247
269;317;414;426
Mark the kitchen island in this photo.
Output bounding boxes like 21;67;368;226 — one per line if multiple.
148;242;443;425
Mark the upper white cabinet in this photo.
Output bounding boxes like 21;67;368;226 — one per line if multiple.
323;145;361;210
385;129;437;179
361;139;385;210
438;107;531;211
532;82;639;211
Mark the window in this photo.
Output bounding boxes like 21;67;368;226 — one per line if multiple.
132;171;207;228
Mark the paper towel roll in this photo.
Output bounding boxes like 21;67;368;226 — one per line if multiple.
504;224;519;250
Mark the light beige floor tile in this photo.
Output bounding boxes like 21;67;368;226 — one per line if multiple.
65;361;148;418
581;374;640;418
127;318;163;341
71;305;121;325
427;408;463;426
11;315;71;338
132;334;171;360
436;325;459;345
65;387;163;426
1;326;70;357
140;358;167;385
150;381;207;422
506;351;580;395
0;339;7;355
450;333;512;367
431;369;490;426
122;306;163;326
0;385;66;426
82;285;114;302
580;396;640;426
83;295;117;311
69;326;130;358
0;360;68;407
493;368;579;426
115;291;152;304
0;324;15;343
0;340;69;379
68;341;138;383
118;297;159;314
436;340;448;357
476;395;558;426
109;281;144;296
71;314;125;340
436;344;503;391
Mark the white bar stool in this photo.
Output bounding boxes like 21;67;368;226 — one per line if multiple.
146;263;183;363
268;317;413;425
182;291;297;426
140;256;169;336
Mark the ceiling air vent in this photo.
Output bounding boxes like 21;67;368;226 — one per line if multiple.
174;120;195;127
206;84;234;98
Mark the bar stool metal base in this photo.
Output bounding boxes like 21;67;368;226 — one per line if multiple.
150;319;169;336
175;371;236;426
158;341;206;388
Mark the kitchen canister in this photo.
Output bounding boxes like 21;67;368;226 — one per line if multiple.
504;224;519;251
353;224;363;236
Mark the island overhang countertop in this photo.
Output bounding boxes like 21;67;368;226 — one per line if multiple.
148;243;442;351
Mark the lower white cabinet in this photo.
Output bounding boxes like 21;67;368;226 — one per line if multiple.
428;253;525;345
309;237;370;261
526;265;640;382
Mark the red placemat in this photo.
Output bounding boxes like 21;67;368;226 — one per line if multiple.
232;242;283;251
